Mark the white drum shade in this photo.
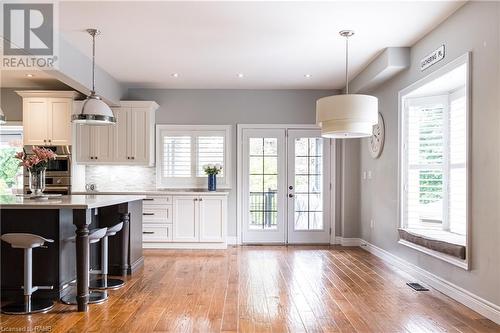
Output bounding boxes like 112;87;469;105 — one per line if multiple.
316;94;378;138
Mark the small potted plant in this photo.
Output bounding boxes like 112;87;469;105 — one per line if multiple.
14;147;56;196
203;163;222;191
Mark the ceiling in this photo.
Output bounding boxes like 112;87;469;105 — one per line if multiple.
1;70;72;89
55;1;464;90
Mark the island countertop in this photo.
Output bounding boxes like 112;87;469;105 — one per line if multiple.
0;194;146;209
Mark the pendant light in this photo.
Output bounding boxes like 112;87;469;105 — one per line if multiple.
0;107;6;124
316;30;378;138
72;29;116;125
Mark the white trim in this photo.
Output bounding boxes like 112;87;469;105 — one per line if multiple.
156;124;232;189
360;240;500;325
226;236;239;245
398;52;471;268
143;242;227;250
333;237;362;246
398;239;468;270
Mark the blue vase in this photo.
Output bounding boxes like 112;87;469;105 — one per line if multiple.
208;174;216;191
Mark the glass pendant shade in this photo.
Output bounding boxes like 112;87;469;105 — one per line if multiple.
316;94;378;138
72;94;115;125
0;107;6;124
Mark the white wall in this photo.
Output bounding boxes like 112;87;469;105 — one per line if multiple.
358;1;500;306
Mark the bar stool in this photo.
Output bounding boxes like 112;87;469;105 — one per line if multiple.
90;222;125;290
61;227;109;305
1;233;54;314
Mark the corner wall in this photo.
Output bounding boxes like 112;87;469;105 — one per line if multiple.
359;1;500;306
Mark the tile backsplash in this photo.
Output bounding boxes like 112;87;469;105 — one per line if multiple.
85;165;156;191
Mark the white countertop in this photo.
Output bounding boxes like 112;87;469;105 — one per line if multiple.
0;194;146;209
72;189;230;196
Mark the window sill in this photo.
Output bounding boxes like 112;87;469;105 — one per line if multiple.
398;228;468;270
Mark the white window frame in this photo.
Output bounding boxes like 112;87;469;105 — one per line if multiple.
156;125;232;189
398;53;471;269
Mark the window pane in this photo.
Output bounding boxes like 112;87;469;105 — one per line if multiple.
196;136;224;177
295;138;308;156
294;212;308;230
0;127;24;195
408;105;444;165
294;175;308;192
309;212;323;230
248;137;278;231
295;157;308;174
162;136;191;177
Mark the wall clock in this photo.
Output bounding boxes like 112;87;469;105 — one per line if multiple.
368;112;385;159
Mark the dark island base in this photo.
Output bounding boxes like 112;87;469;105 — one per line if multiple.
1;200;143;302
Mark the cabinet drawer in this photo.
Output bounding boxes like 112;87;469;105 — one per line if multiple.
142;224;172;242
143;196;172;205
142;206;172;223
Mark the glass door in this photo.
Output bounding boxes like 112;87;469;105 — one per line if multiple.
241;129;286;243
287;130;331;243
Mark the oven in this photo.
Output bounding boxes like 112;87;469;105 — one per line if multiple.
24;146;72;195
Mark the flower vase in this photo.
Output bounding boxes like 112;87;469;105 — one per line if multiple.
208;174;217;191
29;169;46;196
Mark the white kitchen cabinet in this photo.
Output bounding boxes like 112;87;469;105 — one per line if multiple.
17;91;79;146
199;197;226;242
172;196;199;242
75;101;158;165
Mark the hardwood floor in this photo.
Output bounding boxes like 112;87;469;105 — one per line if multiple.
1;246;498;332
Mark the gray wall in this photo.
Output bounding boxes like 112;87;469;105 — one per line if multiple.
358;1;500;306
126;89;337;237
1;88;23;121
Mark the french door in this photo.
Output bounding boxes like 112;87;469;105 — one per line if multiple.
241;127;331;244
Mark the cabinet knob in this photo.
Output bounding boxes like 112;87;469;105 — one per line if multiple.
95;157;98;160
90;157;94;160
131;156;135;160
199;198;203;202
194;198;198;201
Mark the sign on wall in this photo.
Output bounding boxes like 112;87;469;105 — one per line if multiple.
420;45;445;71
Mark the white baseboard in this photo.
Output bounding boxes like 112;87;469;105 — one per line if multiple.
226;236;239;245
333;237;363;246
143;242;227;250
360;240;500;325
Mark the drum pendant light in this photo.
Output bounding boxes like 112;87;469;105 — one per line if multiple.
0;107;6;124
316;30;378;138
72;29;116;125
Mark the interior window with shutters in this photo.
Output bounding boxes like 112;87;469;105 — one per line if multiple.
157;125;231;188
400;61;468;247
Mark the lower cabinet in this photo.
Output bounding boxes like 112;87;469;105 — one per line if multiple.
142;194;227;248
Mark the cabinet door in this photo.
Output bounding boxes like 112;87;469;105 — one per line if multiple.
75;124;93;162
199;197;225;242
173;196;199;242
48;98;72;145
23;98;49;145
92;126;114;162
128;108;150;163
113;107;129;162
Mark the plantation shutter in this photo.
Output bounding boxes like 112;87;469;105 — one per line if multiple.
162;136;192;177
196;136;225;177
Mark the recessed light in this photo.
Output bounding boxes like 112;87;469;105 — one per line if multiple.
171;73;179;78
25;74;35;78
237;73;244;78
304;74;312;78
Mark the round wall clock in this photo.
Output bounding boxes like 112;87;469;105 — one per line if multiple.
368;112;385;159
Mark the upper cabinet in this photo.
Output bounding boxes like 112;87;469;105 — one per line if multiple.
75;101;158;166
17;91;79;146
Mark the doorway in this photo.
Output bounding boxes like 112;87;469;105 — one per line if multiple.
239;125;333;244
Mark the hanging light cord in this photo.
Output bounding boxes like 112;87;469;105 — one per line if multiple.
345;34;349;94
91;31;96;94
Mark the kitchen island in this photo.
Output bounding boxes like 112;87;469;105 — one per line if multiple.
0;194;145;312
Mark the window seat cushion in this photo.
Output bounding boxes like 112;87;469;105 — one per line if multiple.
398;228;466;260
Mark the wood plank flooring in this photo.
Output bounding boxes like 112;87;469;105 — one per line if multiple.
1;246;498;332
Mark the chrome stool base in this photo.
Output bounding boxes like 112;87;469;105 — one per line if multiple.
89;278;125;290
60;290;108;305
1;299;54;315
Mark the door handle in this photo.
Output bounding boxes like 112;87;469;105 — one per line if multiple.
289;185;293;190
288;193;294;198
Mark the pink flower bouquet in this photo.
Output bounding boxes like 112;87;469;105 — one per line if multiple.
14;147;57;172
